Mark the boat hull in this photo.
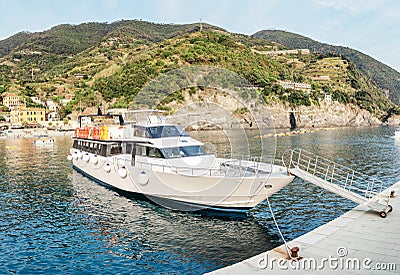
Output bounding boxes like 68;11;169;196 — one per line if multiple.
71;150;294;213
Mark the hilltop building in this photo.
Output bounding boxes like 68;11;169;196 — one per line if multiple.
60;98;72;106
277;80;312;92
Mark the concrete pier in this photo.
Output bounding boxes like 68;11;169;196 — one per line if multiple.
209;182;400;274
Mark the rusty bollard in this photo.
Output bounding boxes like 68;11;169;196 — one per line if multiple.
390;190;395;198
290;247;300;259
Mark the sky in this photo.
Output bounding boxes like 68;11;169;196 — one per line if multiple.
0;0;399;72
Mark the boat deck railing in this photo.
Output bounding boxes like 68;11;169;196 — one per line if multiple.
122;155;283;177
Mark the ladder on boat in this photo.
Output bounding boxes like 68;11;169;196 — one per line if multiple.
282;148;393;218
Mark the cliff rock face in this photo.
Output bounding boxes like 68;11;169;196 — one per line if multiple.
386;115;400;126
269;101;381;129
165;89;382;130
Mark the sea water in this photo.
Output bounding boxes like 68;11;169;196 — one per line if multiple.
0;126;399;274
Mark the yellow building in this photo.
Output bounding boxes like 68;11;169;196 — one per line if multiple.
2;93;20;110
11;107;45;125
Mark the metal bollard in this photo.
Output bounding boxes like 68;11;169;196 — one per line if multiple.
290;247;300;258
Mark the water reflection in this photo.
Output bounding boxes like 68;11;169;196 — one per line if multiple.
0;136;280;273
1;127;400;273
70;171;280;272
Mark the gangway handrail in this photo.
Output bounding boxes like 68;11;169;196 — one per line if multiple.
282;148;392;218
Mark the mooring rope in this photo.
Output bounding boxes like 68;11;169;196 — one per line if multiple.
265;195;297;260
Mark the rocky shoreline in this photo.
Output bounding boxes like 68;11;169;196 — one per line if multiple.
0;129;74;139
167;89;392;131
267;101;383;129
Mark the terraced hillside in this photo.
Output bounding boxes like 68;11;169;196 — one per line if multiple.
0;20;395;124
253;30;400;105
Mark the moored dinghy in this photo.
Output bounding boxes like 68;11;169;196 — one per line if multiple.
34;138;54;146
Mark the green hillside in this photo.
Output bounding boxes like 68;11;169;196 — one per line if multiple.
0;31;31;57
0;20;223;58
90;31;391;114
253;30;400;104
0;20;395;122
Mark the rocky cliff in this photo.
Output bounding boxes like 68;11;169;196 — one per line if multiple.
269;101;381;129
386;115;400;126
165;89;382;130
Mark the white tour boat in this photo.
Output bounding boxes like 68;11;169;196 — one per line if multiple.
68;110;294;215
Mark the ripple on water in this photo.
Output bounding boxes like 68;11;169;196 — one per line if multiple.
0;128;399;273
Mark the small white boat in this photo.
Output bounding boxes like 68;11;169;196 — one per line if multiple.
34;138;54;146
67;110;295;215
395;130;400;138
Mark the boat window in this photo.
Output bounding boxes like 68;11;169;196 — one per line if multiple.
146;126;188;138
134;125;147;137
99;144;107;156
135;145;164;158
136;145;147;156
72;140;79;149
109;144;122;155
123;143;134;154
148;147;163;158
181;145;207;156
176;126;189;137
147;126;162;138
161;147;183;158
160;146;207;158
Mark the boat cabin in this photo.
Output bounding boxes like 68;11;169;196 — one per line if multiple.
73;110;212;169
72;139;207;159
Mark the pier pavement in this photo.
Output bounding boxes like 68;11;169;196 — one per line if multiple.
209;181;400;274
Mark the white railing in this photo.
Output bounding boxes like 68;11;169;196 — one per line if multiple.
283;148;385;200
125;155;280;177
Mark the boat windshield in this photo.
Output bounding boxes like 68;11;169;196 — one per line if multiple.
160;145;207;159
135;125;189;138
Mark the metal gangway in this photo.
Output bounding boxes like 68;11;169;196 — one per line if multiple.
283;148;393;218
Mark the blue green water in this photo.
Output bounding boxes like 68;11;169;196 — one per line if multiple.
0;126;399;274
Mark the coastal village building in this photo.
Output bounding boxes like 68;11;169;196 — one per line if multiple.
2;93;20;110
261;49;310;56
10;106;45;125
252;48;310;56
324;94;332;104
30;96;46;106
46;100;57;112
46;111;59;121
277;80;312;92
2;93;68;128
60;98;72;106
